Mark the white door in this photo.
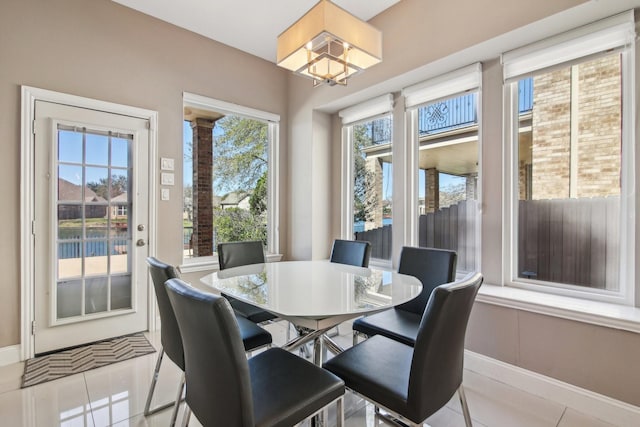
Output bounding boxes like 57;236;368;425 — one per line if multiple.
33;100;150;354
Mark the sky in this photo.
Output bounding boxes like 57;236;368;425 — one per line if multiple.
57;130;130;186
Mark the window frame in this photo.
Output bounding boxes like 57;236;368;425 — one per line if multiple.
339;94;394;267
402;63;483;275
180;92;280;273
502;24;636;305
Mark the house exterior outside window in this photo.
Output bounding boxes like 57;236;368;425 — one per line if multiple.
503;12;635;303
182;93;279;269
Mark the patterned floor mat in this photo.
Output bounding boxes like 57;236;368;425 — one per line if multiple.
22;333;156;388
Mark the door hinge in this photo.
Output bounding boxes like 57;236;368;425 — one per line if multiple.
31;320;36;335
31;220;35;235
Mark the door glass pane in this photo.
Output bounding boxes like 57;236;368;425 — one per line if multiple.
111;275;132;310
57;280;82;319
416;92;479;274
85;277;108;314
352;115;393;260
111;137;129;168
58;130;82;164
85;244;108;275
86;133;109;166
55;126;134;320
58;165;83;202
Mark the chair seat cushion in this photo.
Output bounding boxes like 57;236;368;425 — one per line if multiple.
249;348;344;427
236;315;272;351
352;308;421;347
227;296;278;324
323;335;412;418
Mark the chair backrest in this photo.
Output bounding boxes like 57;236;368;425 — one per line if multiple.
330;239;372;267
395;246;457;314
146;257;183;370
406;272;482;421
165;278;255;427
217;240;265;270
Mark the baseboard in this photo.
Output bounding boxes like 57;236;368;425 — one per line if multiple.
0;345;21;367
464;350;640;426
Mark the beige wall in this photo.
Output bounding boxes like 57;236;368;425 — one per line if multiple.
0;0;288;347
467;303;640;406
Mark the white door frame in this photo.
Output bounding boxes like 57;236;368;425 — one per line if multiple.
20;86;158;360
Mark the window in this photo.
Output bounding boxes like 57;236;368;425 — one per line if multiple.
404;64;482;275
503;12;635;303
340;95;394;263
182;93;279;267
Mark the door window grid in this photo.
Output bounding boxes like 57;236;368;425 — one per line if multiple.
56;125;133;319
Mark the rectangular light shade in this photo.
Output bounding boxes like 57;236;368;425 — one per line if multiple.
277;0;382;81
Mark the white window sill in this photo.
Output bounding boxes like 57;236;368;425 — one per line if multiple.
178;253;283;274
476;284;640;334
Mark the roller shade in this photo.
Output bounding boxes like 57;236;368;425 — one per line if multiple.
403;63;482;109
502;11;635;82
339;94;394;125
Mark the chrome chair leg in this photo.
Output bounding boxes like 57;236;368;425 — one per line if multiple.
458;384;473;427
336;396;344;427
144;347;176;416
181;404;192;427
169;373;186;427
353;331;368;347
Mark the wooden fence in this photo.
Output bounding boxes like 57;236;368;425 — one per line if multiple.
518;196;619;290
419;199;478;272
355;199;478;271
354;197;618;289
355;225;393;260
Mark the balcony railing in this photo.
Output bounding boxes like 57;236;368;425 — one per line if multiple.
417;77;533;136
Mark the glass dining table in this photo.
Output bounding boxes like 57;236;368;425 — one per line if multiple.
200;260;422;365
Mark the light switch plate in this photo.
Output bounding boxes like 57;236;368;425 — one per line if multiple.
161;172;174;186
161;188;170;201
160;157;175;171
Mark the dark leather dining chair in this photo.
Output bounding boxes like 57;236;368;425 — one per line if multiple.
217;240;278;324
352;246;457;346
330;239;371;267
165;277;345;427
324;272;483;427
326;239;371;338
144;257;272;427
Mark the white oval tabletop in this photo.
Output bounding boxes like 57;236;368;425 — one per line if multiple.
200;260;422;320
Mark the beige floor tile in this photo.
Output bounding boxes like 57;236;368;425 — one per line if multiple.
0;373;94;427
557;408;618;427
84;353;182;427
0;323;629;427
111;403;196;427
446;370;565;427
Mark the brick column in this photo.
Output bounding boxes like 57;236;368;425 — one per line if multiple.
191;118;214;257
366;157;383;229
465;173;478;200
425;168;439;213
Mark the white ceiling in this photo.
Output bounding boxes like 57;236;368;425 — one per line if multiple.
111;0;399;63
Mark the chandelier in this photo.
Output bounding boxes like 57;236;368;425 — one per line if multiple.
276;0;383;87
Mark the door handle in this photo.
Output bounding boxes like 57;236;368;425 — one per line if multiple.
136;239;146;247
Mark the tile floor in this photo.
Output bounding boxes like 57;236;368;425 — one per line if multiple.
0;320;621;427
